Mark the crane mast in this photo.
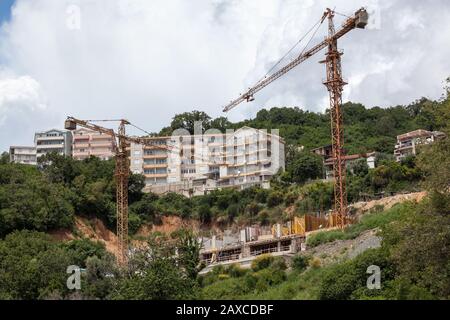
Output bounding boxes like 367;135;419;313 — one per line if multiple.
65;117;171;265
65;117;206;265
222;8;368;228
115;120;130;266
322;9;348;228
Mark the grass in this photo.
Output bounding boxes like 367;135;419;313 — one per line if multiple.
306;201;415;248
239;266;330;300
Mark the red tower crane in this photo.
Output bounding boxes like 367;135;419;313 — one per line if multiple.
222;8;369;228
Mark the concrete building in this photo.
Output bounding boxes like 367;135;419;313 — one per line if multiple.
9;146;37;165
324;152;376;180
72;128;115;160
394;129;446;162
130;127;285;196
199;226;304;274
312;145;333;159
35;129;72;159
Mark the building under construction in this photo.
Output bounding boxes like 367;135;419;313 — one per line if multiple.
199;214;347;273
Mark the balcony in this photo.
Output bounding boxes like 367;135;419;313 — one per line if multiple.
144;173;168;178
73;137;90;142
36;144;64;149
143;154;167;159
90;142;113;148
143;164;168;169
74;143;89;148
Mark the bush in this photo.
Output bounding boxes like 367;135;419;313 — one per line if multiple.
254;268;286;293
197;205;212;224
251;254;275;272
284;192;298;206
318;248;393;300
271;257;287;271
227;204;240;221
226;264;247;278
307;230;347;247
309;257;322;269
292;255;310;272
267;192;283;208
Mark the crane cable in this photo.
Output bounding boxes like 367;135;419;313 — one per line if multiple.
128;123;153;137
82;118;154;137
254;14;327;87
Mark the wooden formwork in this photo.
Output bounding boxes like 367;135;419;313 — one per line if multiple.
289;214;353;236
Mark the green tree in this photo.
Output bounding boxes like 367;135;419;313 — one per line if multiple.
417;137;450;211
168;110;212;134
37;152;81;184
177;229;202;280
111;237;197;300
0;152;9;165
0;231;72;299
197;205;212;224
287;152;324;184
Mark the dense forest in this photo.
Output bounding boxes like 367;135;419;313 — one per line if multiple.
0;87;449;300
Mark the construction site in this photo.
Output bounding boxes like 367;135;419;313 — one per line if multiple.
61;7;369;266
199;214;345;273
1;0;449;305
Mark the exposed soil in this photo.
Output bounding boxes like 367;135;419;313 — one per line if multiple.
50;192;427;256
350;191;427;216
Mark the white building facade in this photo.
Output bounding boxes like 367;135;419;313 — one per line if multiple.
34;129;73;159
9;146;37;165
130;127;285;196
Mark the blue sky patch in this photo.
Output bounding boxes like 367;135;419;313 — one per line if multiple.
0;0;15;24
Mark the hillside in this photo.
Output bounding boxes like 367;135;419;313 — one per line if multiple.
0;92;448;300
47;191;427;258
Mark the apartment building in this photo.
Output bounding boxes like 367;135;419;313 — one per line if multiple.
130;127;285;196
9;146;37;165
394;129;446;162
34;129;72;159
72;128;115;160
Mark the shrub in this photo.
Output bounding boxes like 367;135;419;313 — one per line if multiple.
307;230;347;247
226;264;247;278
254;268;286;293
267;192;284;208
197;205;212;224
318;248;393;300
292;255;310;272
251;254;275;272
227;204;240;221
271;257;287;271
245;202;260;217
284;192;298;206
309;257;322;269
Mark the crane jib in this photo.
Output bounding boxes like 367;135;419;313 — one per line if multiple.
222;8;366;113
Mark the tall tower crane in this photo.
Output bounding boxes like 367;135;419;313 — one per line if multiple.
222;8;369;228
65;117;171;265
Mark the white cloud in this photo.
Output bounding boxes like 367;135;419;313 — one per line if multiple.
0;0;449;151
0;69;58;150
0;72;46;124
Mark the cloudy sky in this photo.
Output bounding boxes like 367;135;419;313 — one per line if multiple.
0;0;449;152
